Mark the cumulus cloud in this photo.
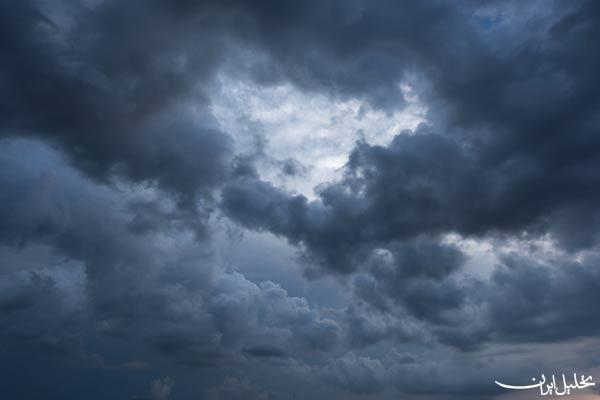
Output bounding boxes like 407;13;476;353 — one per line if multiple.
2;0;600;398
0;140;342;393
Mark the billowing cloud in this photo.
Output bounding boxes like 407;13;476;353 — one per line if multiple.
2;0;600;399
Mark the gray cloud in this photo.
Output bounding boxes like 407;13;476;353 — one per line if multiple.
347;247;600;352
2;0;600;398
0;140;342;397
0;0;233;207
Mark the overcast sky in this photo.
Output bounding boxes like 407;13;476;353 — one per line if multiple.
2;0;600;399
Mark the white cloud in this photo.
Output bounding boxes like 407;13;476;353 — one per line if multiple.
212;74;425;198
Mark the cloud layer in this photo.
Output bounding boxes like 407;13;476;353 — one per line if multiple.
1;0;600;399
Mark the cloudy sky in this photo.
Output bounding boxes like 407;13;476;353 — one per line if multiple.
2;0;600;399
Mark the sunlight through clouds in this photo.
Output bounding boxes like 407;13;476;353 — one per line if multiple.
212;74;425;198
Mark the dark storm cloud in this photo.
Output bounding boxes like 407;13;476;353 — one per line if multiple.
219;116;600;346
352;242;466;322
0;262;85;360
0;0;232;204
2;0;600;398
479;250;600;344
222;120;600;275
219;0;600;268
220;135;473;276
346;248;600;351
3;0;447;199
0;141;340;381
0;139;216;360
229;0;470;110
221;0;600;350
6;0;599;239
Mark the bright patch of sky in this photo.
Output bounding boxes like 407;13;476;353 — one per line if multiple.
212;74;426;199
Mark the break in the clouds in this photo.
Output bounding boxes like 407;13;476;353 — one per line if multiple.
1;0;600;399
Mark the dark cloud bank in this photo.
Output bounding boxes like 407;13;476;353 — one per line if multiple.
1;0;600;399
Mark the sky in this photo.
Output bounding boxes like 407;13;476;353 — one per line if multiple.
1;0;600;399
